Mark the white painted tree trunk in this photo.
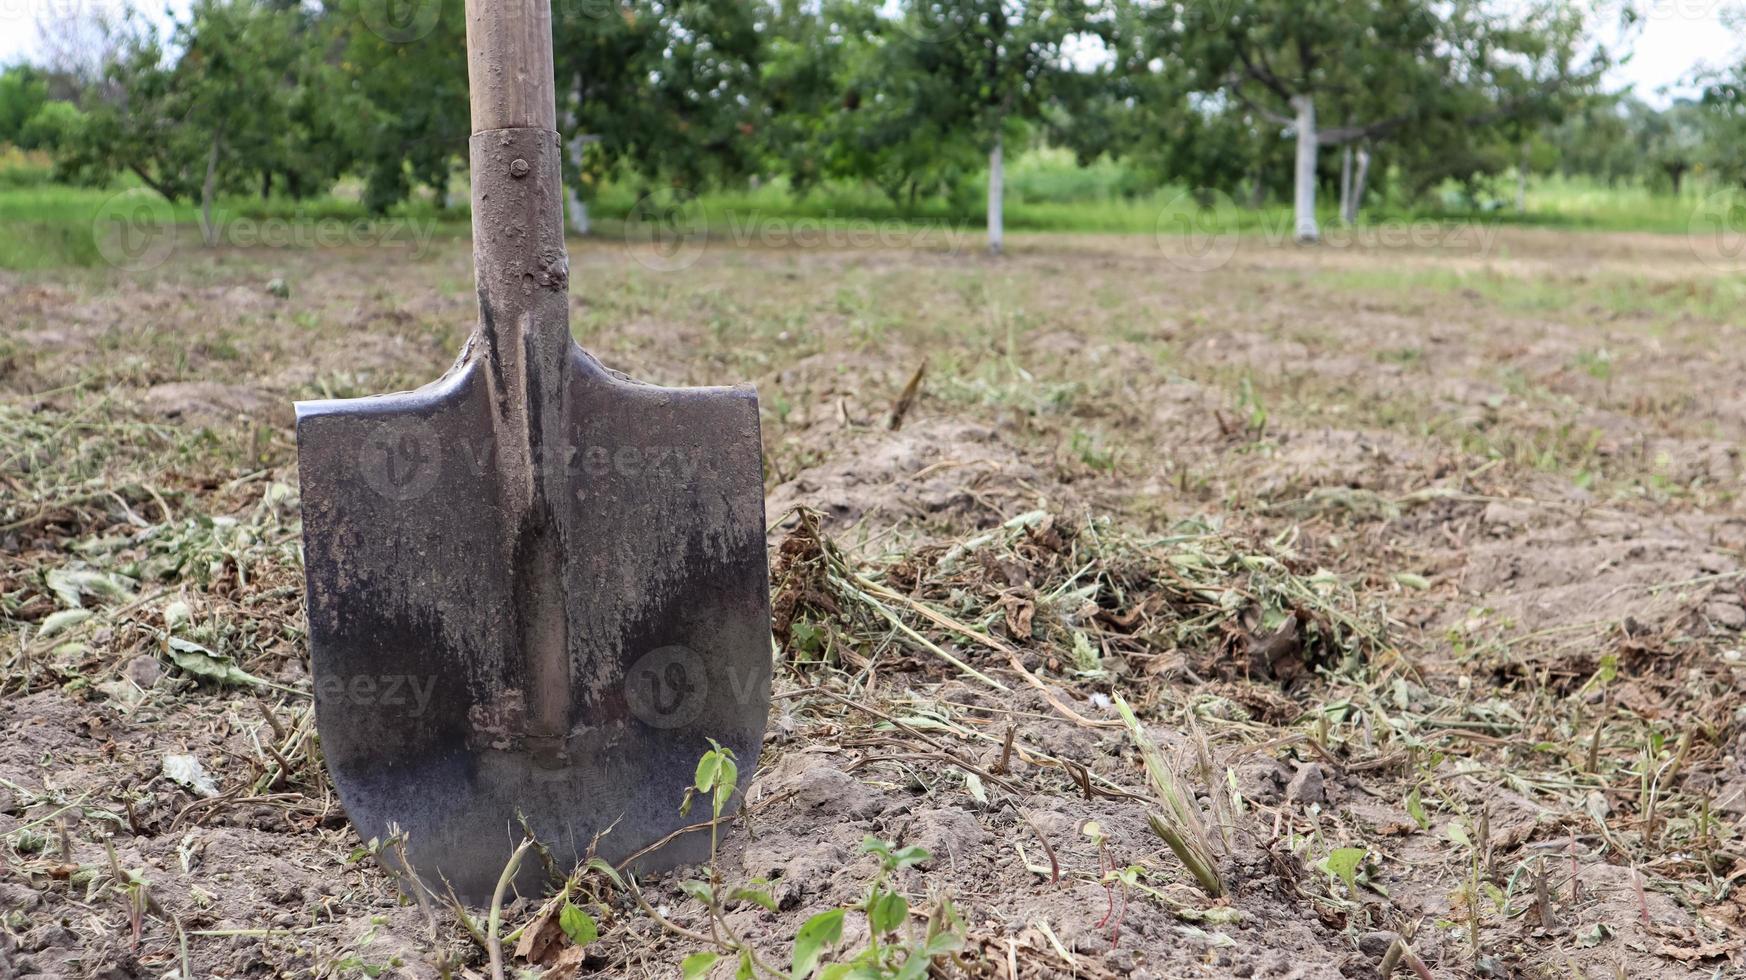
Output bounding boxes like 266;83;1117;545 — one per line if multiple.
987;133;1005;256
1515;142;1528;214
566;186;590;236
566;133;590;236
1339;144;1353;227
1291;94;1318;243
200;132;221;248
1343;147;1371;226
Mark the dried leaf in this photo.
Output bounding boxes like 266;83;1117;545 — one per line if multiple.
162;754;219;798
166;637;264;688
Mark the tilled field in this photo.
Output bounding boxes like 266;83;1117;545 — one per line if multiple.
3;226;1744;979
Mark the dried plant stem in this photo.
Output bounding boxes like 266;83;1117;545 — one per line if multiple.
1116;696;1224;897
487;839;533;980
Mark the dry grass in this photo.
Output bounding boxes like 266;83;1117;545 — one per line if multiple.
3;228;1745;978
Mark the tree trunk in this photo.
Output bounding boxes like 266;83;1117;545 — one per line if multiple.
566;187;590;236
1339;144;1353;227
261;171;271;201
200;132;222;248
1515;142;1528;214
1344;146;1371;226
565;127;590;235
562;76;593;237
1248;167;1266;210
987;131;1005;256
1291;94;1319;243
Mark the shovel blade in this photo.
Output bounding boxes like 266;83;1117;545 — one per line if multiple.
296;351;771;903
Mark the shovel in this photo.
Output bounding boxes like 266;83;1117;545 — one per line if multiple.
294;0;771;904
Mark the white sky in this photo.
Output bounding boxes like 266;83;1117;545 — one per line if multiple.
0;0;1738;106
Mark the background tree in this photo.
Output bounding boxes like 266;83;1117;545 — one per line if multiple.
54;1;347;238
1129;0;1606;241
788;0;1112;254
0;67;49;148
554;0;765;234
329;0;470;213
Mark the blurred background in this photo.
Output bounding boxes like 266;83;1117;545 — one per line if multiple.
3;0;1745;264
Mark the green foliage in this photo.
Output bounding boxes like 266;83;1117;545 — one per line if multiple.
1102;0;1608;210
791;908;845;979
557;902;598;946
1321;847;1367;896
763;1;1110;206
664;745;963;980
54;1;355;207
19;101;84;153
0;66;49;146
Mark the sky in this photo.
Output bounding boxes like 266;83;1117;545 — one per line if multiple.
0;0;1739;107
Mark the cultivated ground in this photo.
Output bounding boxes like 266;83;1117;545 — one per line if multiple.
3;221;1744;979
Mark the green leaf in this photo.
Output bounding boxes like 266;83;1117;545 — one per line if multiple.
1322;847;1366;894
713;755;740;818
1405;787;1429;830
696;751;722;793
558;902;597;946
790;907;844;979
1446;821;1473;849
868;889;908;935
166;636;263;687
888;846;930;871
681;952;721;979
923;929;965;957
585;857;625;888
680;879;714;905
729;886;778;913
737;949;755;980
892;953;930;980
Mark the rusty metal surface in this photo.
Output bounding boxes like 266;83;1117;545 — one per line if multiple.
295;127;770;903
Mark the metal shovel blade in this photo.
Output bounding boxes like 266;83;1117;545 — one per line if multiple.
295;350;771;903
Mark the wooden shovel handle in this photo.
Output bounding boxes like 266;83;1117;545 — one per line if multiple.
462;0;574;768
464;0;557;133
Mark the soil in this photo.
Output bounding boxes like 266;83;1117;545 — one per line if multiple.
3;227;1744;979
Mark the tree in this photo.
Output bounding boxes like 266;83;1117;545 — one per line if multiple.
554;0;765;234
331;0;766;226
329;0;470;213
1054;12;1291;209
1131;0;1606;240
758;1;986;209
0;66;49;146
775;0;1111;254
55;1;349;237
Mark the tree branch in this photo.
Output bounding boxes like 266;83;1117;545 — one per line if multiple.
1228;83;1295;129
127;162;176;201
1234;45;1294;103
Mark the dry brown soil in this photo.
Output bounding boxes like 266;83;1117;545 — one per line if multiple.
2;226;1744;979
